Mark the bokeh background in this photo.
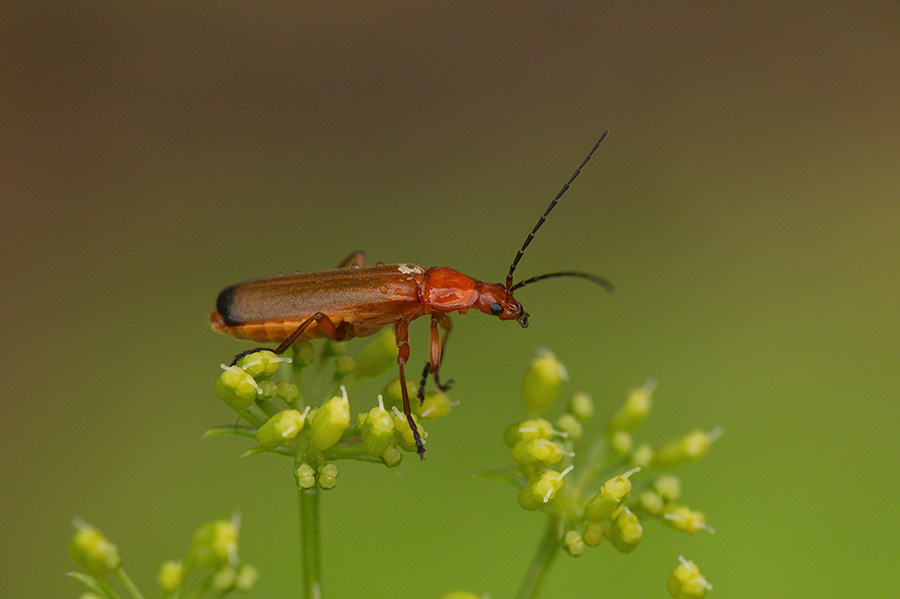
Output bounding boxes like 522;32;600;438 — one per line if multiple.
3;3;898;597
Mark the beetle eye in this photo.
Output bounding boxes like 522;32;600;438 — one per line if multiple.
490;303;503;316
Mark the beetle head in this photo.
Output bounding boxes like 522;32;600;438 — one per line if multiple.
476;283;529;328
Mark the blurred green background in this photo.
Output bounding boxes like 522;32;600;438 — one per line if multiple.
3;3;898;597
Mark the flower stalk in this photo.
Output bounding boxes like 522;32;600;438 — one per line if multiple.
298;487;322;599
515;514;561;599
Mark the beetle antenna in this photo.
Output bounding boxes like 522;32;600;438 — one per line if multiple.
505;130;609;291
510;270;614;293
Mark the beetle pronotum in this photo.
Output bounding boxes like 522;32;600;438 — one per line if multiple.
211;131;613;458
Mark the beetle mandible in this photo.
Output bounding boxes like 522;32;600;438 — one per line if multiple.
210;131;613;458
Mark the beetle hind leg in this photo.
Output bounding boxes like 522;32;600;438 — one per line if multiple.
395;319;426;459
229;312;350;366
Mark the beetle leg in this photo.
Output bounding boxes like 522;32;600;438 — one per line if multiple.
336;250;367;269
395;319;426;459
433;369;454;393
435;315;453;391
417;314;454;403
230;313;351;366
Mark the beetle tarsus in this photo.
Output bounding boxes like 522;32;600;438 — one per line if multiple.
408;414;426;460
418;362;454;404
434;371;454;392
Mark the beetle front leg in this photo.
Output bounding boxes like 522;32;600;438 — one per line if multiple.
395;319;426;459
417;313;453;404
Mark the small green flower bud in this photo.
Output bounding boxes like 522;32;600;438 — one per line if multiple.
381;378;422;417
522;348;568;416
420;390;453;420
664;506;713;535
503;418;555;447
355;329;399;379
157;560;184;592
668;556;711;599
256;408;307;448
652;429;717;469
518;466;573;510
608;506;642;553
212;565;237;592
362;397;395;457
309;386;351;451
609;430;632;455
654;475;682;501
630;443;654;468
606;380;655;434
69;522;121;575
190;518;239;569
296;463;316;489
334;354;356;376
235;564;258;592
584;467;640;522
323;339;348;357
511;437;564;468
638;490;665;515
563;530;585;556
556;413;583;440
257;379;277;398
517;487;542;511
382;444;403;467
392;408;426;453
583;521;605;547
568;391;594;421
318;462;339;490
292;340;316;367
236;350;288;379
275;381;300;403
216;365;261;410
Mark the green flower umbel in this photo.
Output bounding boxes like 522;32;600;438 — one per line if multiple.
494;350;718;599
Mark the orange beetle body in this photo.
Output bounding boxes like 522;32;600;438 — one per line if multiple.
210;263;526;345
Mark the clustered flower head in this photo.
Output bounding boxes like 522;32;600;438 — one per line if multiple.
211;329;455;490
68;516;257;598
498;349;717;588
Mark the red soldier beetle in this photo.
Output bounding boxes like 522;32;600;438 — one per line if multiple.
210;131;613;458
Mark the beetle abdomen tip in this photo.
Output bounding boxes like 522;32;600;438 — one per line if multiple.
216;285;241;326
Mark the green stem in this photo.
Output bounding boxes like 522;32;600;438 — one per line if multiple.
114;568;146;599
515;514;561;599
100;575;126;599
298;486;323;599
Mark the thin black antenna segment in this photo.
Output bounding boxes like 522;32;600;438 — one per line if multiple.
510;270;614;293
505;130;610;291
